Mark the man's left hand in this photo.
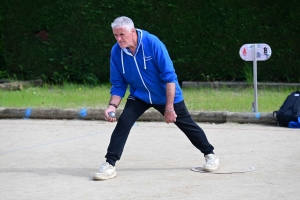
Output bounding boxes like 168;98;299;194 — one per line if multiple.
164;111;177;124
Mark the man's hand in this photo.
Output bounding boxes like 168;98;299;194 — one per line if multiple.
164;110;177;124
105;95;122;122
105;106;117;122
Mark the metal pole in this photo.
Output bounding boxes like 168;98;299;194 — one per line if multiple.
253;44;258;113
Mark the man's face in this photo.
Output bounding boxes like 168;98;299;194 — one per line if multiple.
112;27;135;48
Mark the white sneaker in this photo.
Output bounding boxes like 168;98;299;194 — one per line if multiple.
93;162;117;181
202;154;220;172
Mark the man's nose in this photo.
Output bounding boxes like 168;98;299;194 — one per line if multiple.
116;36;122;41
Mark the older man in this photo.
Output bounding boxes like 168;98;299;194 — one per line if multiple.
93;16;220;181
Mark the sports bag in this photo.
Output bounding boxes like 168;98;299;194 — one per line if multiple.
273;90;300;127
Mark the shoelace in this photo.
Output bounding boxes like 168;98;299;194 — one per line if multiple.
206;156;216;165
99;163;110;173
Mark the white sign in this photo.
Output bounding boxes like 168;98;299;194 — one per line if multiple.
239;43;272;61
239;43;272;113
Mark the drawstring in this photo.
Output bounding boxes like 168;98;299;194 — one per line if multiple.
141;42;146;70
121;49;125;74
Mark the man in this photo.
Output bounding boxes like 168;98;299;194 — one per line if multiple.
93;16;220;181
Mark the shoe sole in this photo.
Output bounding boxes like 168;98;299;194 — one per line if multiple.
202;162;220;172
93;171;117;181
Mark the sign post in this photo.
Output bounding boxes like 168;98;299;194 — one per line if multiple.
253;45;258;113
239;43;272;113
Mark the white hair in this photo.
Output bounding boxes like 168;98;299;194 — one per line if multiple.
111;16;135;31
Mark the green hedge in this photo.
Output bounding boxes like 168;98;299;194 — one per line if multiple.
0;11;5;75
1;0;300;83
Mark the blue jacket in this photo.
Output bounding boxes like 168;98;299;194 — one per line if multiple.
110;29;184;105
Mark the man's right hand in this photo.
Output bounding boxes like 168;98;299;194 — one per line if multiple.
104;106;117;122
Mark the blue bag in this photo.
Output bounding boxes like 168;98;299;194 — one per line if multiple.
273;91;300;127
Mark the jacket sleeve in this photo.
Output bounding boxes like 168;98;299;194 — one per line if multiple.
151;36;178;83
110;48;128;98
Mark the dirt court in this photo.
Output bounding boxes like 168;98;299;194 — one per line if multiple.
1;119;299;200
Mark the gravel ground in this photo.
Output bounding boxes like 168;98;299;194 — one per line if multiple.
1;119;299;200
